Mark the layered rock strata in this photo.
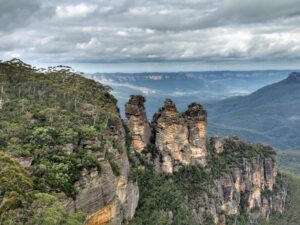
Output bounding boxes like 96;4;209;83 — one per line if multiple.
125;95;151;153
65;118;139;225
195;137;287;224
125;96;208;173
125;96;287;224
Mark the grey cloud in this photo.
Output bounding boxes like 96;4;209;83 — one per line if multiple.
0;0;300;70
79;0;300;31
220;0;300;24
0;0;54;32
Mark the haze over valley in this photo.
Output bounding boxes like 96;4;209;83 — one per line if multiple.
87;70;299;149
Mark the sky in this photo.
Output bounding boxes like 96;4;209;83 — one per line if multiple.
1;0;300;72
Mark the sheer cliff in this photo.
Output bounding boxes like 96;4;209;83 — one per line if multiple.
0;59;138;225
126;95;287;225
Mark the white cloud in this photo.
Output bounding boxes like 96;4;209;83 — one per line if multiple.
93;77;157;95
76;37;101;50
56;3;97;18
117;31;129;37
288;116;300;121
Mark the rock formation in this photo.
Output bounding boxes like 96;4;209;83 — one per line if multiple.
184;102;208;165
125;95;287;225
125;96;208;173
153;99;191;173
210;136;224;154
194;137;287;224
65;115;139;225
0;98;3;109
125;95;151;152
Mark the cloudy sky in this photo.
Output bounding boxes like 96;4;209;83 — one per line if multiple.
1;0;300;72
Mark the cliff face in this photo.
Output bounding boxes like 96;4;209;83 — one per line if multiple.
125;95;151;153
126;97;208;173
125;95;287;225
0;60;139;225
192;137;287;224
65;110;139;225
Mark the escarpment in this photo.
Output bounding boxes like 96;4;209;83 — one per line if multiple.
125;95;287;225
0;60;139;225
66;120;139;225
199;137;287;224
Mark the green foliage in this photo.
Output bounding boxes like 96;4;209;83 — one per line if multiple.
0;152;32;214
32;150;100;198
206;137;276;181
0;59;123;223
226;213;249;225
131;168;199;225
206;143;230;178
112;138;124;154
209;137;276;171
91;142;106;152
106;152;121;176
0;59;123;198
142;144;159;156
174;165;211;195
0;152;86;225
110;160;121;176
25;193;85;225
78;125;98;141
123;124;134;164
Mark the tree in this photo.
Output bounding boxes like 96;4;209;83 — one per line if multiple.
0;151;32;224
26;193;85;225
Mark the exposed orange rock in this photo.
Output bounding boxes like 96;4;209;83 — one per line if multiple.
125;97;208;173
116;176;126;204
125;95;151;152
197;120;206;138
156;122;189;162
248;188;262;209
85;202;117;225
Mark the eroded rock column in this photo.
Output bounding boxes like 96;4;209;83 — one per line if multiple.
152;99;209;171
153;99;190;165
125;95;151;152
184;103;208;166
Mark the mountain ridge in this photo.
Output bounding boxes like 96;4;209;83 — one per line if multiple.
208;72;300;149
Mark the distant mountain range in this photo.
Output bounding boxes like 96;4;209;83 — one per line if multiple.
87;71;290;115
208;72;300;149
87;70;299;149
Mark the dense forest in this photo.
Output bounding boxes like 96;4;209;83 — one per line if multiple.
0;59;123;224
